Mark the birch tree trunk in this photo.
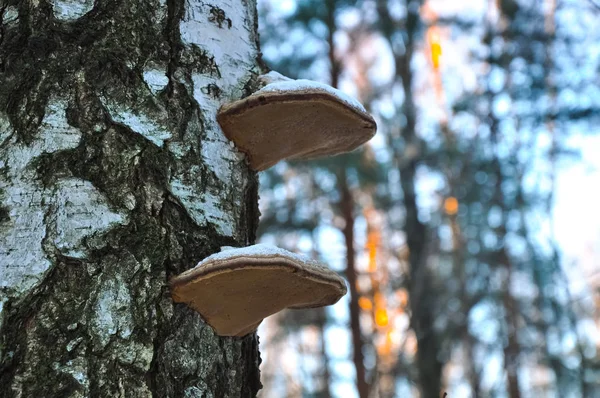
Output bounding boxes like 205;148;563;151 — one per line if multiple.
0;0;263;396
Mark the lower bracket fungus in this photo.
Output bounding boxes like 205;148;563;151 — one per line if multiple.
170;244;347;337
217;71;377;171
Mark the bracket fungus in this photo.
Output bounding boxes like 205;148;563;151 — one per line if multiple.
217;71;377;171
170;244;347;337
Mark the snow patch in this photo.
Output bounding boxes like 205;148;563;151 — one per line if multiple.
51;0;94;21
258;77;368;114
195;243;335;277
206;243;316;264
143;68;170;94
175;243;347;296
258;71;293;85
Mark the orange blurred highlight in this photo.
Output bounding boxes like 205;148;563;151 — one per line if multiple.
405;331;418;357
377;339;392;356
368;251;377;272
377;341;391;356
374;292;385;308
386;329;394;344
444;197;459;215
375;308;389;327
427;27;442;70
359;297;373;311
431;41;442;69
396;289;409;307
366;228;379;272
377;329;396;358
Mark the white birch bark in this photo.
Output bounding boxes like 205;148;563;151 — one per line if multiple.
0;0;263;396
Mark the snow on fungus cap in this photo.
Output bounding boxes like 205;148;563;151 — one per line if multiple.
170;244;348;337
217;72;377;171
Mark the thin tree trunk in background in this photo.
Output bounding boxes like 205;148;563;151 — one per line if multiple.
313;235;332;398
487;3;522;394
325;2;368;396
500;258;522;398
458;249;481;398
464;332;482;398
326;0;340;89
488;111;521;398
377;0;443;395
489;100;521;398
316;307;333;398
0;1;262;396
501;271;522;398
396;2;444;397
339;169;370;398
450;211;481;397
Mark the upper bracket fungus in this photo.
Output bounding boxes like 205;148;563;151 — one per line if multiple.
217;71;377;171
170;244;347;337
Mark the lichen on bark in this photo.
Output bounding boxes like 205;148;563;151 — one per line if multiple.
0;0;263;396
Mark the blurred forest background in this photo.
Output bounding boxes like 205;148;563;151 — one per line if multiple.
254;0;600;397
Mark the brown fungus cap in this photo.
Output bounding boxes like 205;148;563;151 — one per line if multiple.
217;74;377;171
170;244;347;337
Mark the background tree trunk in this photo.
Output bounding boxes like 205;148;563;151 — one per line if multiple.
0;0;263;396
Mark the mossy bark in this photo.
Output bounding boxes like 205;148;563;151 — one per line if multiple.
0;0;263;396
